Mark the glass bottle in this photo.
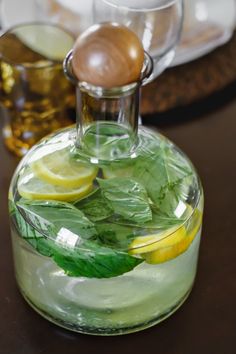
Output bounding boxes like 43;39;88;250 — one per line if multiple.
9;23;203;335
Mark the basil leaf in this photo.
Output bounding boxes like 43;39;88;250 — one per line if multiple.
97;177;152;224
17;199;97;240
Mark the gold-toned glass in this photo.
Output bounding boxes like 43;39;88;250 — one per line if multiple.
0;23;75;157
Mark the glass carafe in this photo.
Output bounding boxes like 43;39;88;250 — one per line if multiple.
9;28;203;336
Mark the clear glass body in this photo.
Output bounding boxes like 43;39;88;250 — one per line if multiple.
11;218;202;334
9;122;203;335
93;0;184;82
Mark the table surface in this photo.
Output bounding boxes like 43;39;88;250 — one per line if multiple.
1;81;236;354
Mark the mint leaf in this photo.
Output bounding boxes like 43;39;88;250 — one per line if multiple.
108;212;184;231
10;200;52;257
96;222;136;250
26;237;53;257
97;177;152;224
17;199;97;241
133;144;193;216
75;189;113;222
52;240;142;278
11;199;142;278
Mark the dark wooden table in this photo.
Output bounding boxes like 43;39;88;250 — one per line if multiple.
1;82;236;354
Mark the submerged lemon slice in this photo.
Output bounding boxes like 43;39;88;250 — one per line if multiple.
32;148;98;188
18;169;93;202
129;226;186;255
129;209;202;264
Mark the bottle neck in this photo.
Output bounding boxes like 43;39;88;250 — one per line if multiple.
75;81;140;163
63;49;153;163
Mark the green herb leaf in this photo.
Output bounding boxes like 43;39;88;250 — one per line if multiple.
97;177;152;224
133;144;193;216
96;222;136;249
52;240;143;278
108;212;184;231
75;189;113;222
10;200;52;257
16;199;97;240
11;199;142;278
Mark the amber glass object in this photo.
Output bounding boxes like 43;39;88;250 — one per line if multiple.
0;23;75;157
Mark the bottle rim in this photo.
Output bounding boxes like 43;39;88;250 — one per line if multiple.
63;49;153;98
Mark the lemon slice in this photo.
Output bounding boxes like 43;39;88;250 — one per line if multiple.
129;209;202;264
32;149;98;188
18;169;93;202
129;227;184;255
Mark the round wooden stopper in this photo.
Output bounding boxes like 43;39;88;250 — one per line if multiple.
71;22;144;88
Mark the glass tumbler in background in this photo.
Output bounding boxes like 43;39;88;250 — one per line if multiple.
0;23;75;157
93;0;184;82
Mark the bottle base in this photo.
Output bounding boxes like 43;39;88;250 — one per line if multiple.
19;285;193;336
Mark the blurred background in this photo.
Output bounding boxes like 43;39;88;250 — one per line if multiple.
1;0;235;66
0;0;236;155
1;0;236;98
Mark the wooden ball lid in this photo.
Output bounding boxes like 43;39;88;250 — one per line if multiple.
71;22;144;88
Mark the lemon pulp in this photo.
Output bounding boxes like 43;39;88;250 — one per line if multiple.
32;148;98;188
18;168;93;202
